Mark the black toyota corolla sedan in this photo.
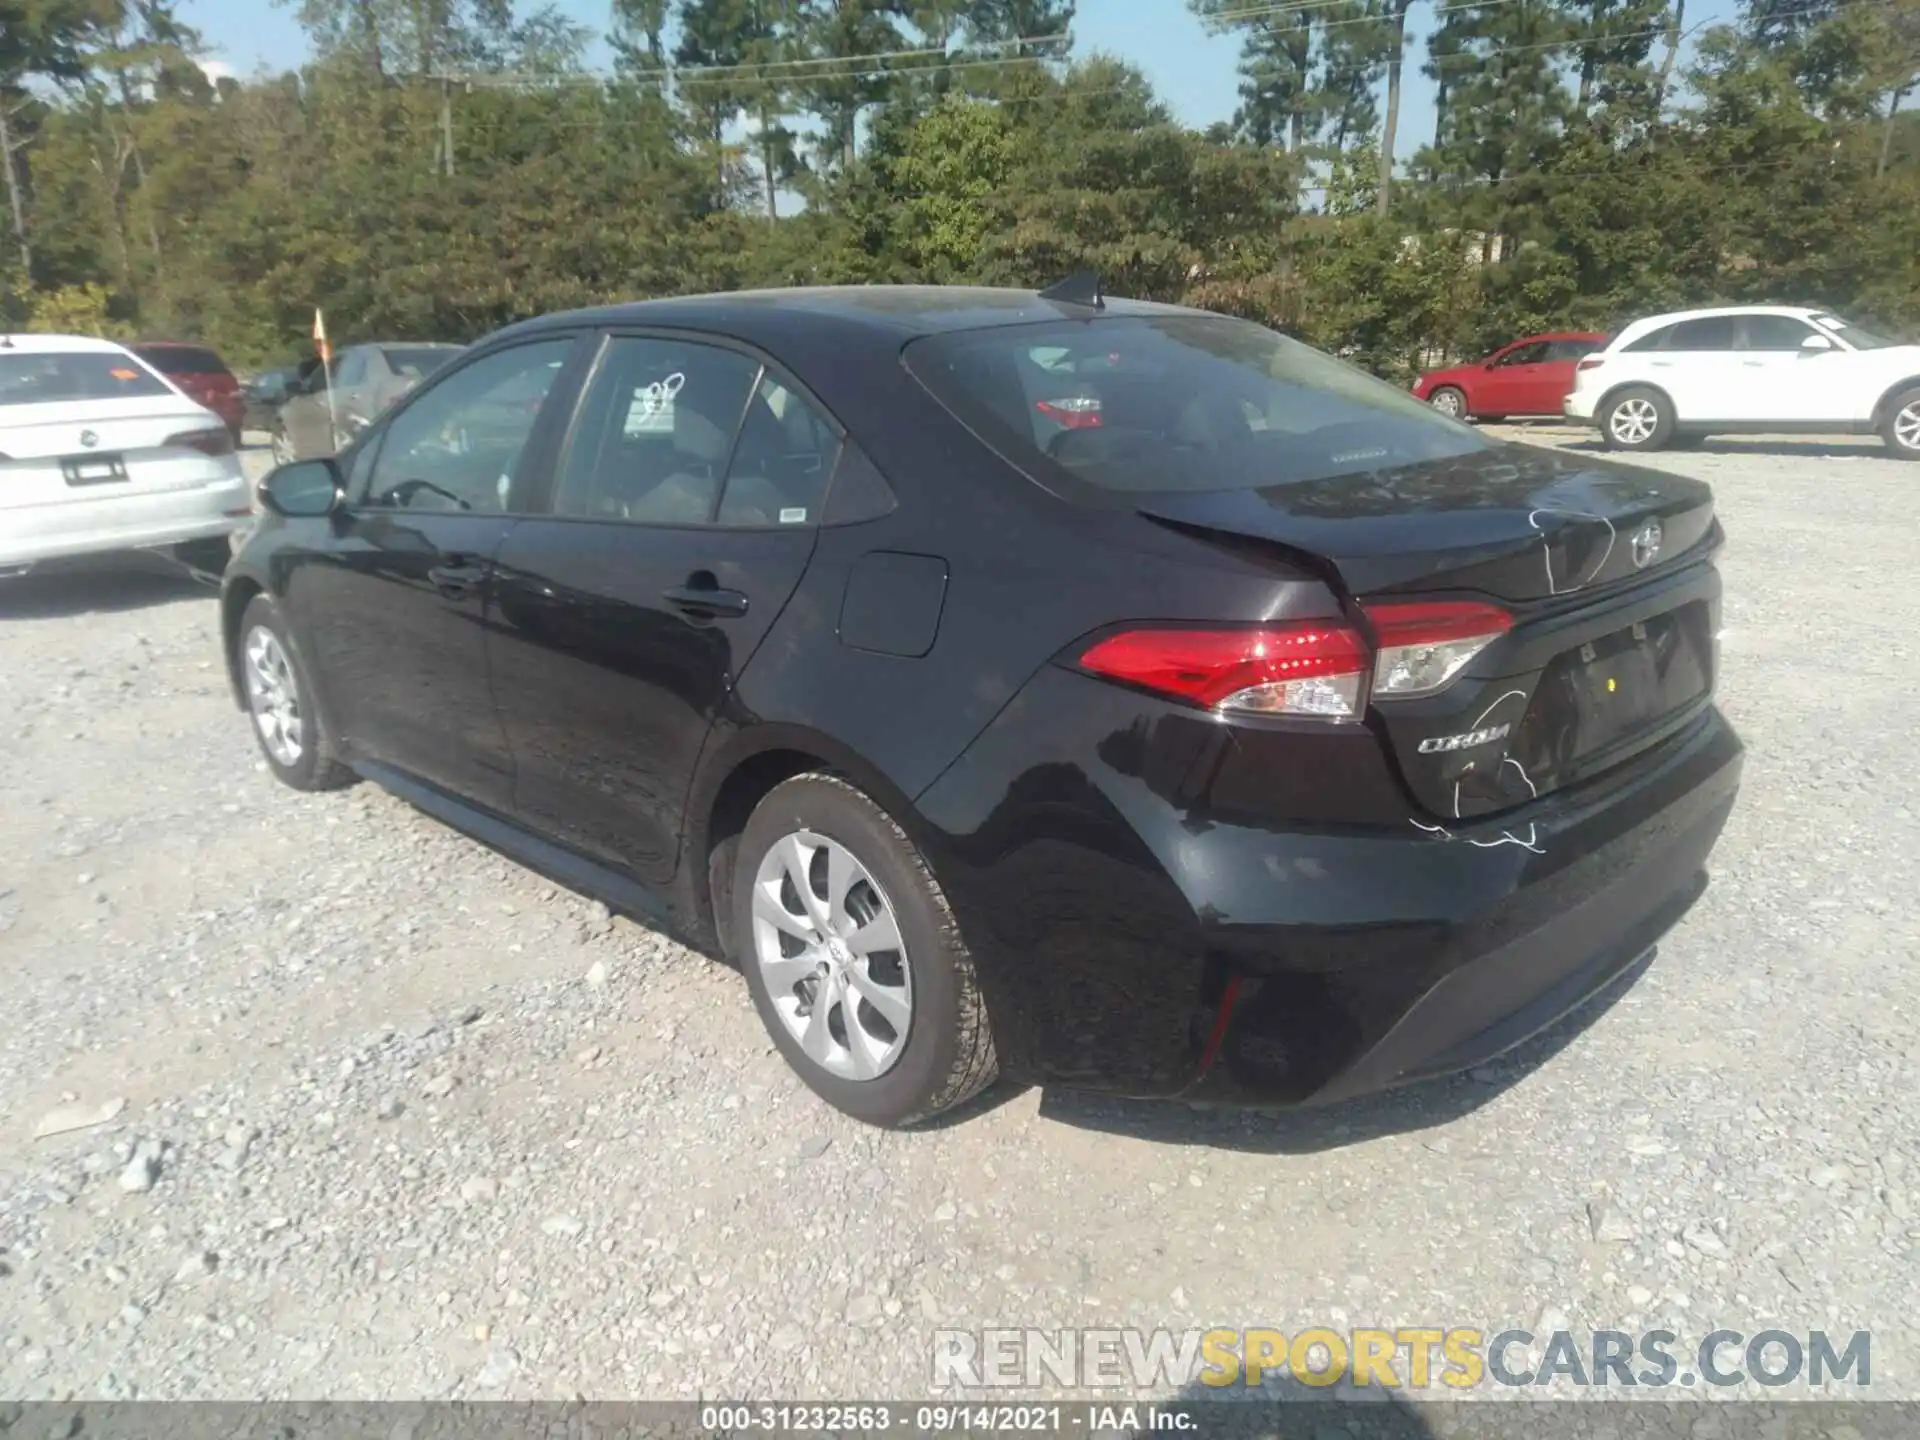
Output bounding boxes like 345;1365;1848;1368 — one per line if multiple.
220;282;1743;1127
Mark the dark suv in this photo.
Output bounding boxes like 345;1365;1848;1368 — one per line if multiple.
221;285;1743;1128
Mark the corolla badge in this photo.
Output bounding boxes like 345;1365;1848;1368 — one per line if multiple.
79;429;99;449
1630;518;1663;569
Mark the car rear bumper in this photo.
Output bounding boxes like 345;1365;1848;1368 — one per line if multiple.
0;467;252;569
1563;390;1599;421
915;665;1742;1106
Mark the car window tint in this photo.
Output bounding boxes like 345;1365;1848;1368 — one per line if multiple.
906;314;1490;498
717;375;842;527
0;351;172;405
1545;339;1600;361
363;340;572;513
137;345;229;376
1737;315;1817;351
1621;326;1671;353
553;336;761;525
1665;317;1737;351
1494;341;1549;366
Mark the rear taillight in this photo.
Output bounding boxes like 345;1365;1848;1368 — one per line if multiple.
1576;357;1605;371
163;427;234;457
1078;623;1372;719
1078;601;1511;719
1364;600;1512;699
1036;397;1103;429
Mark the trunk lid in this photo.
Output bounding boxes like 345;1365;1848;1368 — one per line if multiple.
1135;443;1715;604
0;397;232;509
1140;445;1722;821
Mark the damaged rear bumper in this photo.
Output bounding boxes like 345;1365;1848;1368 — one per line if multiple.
1184;707;1743;1105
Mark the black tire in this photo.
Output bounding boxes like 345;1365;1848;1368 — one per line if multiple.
733;773;997;1128
235;594;356;792
1599;386;1674;452
1881;386;1920;461
1428;386;1468;420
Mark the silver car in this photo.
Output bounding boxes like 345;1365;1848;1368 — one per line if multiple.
271;342;462;462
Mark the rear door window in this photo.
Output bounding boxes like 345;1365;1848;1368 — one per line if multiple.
1493;341;1550;366
1665;317;1738;351
905;314;1491;499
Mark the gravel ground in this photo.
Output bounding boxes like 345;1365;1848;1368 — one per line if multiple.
0;430;1916;1404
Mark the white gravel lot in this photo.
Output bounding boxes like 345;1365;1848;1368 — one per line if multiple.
0;429;1916;1404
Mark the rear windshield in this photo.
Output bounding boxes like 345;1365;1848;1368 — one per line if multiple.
0;351;172;406
904;314;1492;499
135;344;230;376
383;347;457;379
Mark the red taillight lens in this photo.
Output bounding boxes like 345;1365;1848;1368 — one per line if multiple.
1364;600;1512;699
1036;397;1103;429
1576;357;1605;371
1078;623;1371;718
163;427;235;457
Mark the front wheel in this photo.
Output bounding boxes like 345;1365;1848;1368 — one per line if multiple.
733;773;998;1128
1428;386;1467;420
1882;387;1920;461
1600;387;1674;451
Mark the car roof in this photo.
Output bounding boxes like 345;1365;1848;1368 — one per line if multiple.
0;333;138;355
133;340;222;352
1611;305;1824;341
493;285;1202;349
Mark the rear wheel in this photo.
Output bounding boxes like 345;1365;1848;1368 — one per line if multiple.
1600;387;1674;452
1882;387;1920;461
1428;386;1467;420
238;595;355;792
733;773;997;1128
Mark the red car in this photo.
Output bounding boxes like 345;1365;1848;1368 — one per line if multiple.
1411;331;1608;421
132;342;247;441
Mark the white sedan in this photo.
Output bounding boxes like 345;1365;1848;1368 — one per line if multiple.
1564;305;1920;459
0;333;252;576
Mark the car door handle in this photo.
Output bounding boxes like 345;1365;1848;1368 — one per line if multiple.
428;558;488;599
663;580;750;618
1742;360;1765;367
1650;360;1674;367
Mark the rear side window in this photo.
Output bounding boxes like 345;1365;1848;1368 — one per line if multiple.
553;336;761;524
136;345;230;376
1546;338;1603;361
1621;326;1672;353
0;351;172;406
905;314;1490;498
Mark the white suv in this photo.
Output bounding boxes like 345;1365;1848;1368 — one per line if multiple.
1564;305;1920;459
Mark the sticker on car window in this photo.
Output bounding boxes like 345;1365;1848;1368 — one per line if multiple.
779;507;807;524
624;372;685;436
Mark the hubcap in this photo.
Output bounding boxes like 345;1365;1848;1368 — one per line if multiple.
1610;398;1658;445
1431;390;1463;417
751;830;912;1081
1896;402;1920;453
243;625;304;767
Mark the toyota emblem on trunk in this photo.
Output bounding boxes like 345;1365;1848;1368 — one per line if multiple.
1630;518;1663;569
79;429;99;449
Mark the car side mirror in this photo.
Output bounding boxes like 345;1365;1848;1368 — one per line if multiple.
258;458;344;518
1800;333;1836;355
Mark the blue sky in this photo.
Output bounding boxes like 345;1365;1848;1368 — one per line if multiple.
178;0;1734;160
